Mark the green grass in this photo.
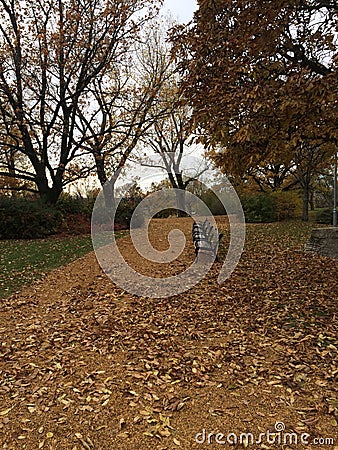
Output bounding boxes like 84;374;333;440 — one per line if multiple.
1;235;95;299
0;220;324;300
244;220;315;250
0;235;96;298
218;219;321;261
1;231;128;298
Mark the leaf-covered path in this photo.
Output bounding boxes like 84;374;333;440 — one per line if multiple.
1;218;337;449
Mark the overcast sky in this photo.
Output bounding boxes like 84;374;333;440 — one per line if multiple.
162;0;198;23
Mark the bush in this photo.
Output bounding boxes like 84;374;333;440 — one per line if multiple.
270;191;302;220
115;196;144;228
57;193;95;215
316;208;333;225
154;208;180;219
200;189;226;216
240;193;276;223
0;197;63;239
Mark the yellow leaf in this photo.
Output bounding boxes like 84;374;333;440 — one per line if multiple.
0;407;13;416
159;428;171;437
143;431;154;437
173;438;181;446
230;392;241;397
118;432;129;438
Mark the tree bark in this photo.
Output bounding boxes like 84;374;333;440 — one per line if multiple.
175;188;186;216
309;190;315;210
302;185;310;222
103;181;116;214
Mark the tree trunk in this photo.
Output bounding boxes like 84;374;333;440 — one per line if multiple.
302;185;310;222
103;181;116;213
309;190;315;210
35;166;61;204
175;188;186;216
174;172;187;217
47;185;63;205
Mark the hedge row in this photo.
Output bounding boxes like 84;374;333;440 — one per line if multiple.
316;208;334;225
0;194;143;239
0;190;327;239
0;197;62;239
239;191;302;223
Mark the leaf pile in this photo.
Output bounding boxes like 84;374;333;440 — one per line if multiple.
0;218;337;449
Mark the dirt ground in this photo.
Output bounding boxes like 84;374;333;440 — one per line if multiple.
0;217;337;450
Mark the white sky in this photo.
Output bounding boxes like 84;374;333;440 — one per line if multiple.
162;0;198;23
70;0;200;195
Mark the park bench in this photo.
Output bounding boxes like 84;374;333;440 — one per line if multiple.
192;219;223;258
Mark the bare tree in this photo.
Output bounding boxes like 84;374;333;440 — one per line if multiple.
74;19;174;210
0;0;161;203
139;68;207;213
292;142;333;221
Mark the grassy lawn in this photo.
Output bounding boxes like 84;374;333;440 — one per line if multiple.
244;220;315;251
218;219;316;259
0;220;321;299
0;235;96;298
1;231;130;298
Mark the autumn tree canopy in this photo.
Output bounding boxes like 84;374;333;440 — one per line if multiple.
0;0;161;203
173;0;338;218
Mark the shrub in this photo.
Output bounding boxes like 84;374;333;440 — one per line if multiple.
270;191;302;220
200;189;226;216
154;208;179;218
115;196;144;228
316;208;333;225
0;197;62;239
57;193;95;215
240;193;276;223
